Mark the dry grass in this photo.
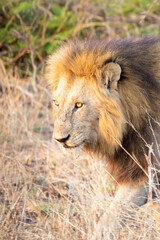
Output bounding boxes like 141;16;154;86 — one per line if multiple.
0;60;160;240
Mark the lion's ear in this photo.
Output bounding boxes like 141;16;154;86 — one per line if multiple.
102;62;121;92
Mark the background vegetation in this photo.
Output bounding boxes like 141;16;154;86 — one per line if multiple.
0;0;160;239
0;0;160;81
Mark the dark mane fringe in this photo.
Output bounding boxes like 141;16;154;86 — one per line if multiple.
46;37;160;183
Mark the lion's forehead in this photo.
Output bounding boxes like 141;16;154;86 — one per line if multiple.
55;76;91;104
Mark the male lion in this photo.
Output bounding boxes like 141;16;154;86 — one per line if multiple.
46;38;160;210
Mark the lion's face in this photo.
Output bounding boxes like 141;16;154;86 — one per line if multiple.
47;40;125;155
52;76;99;149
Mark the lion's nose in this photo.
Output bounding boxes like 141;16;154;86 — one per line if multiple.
55;134;70;143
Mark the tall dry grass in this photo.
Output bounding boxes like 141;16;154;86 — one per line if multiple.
0;60;160;240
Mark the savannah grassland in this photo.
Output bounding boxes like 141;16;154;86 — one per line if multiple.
0;0;160;239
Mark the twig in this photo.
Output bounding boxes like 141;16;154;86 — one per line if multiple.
139;0;159;25
72;21;111;36
30;48;38;92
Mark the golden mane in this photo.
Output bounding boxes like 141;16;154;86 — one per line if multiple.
46;39;113;87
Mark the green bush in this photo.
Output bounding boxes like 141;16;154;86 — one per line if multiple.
0;0;159;77
0;0;77;76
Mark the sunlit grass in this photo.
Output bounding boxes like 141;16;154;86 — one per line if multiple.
0;0;160;239
0;60;160;239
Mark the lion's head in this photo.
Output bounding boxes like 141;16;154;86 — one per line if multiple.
46;40;125;157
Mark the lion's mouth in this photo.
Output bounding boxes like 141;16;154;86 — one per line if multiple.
63;143;82;149
61;139;85;149
53;136;85;149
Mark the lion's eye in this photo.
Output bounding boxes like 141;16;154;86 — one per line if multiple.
75;102;84;109
53;99;59;107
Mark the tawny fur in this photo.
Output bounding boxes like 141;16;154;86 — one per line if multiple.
46;38;160;185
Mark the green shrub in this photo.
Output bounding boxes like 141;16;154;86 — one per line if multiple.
0;0;159;78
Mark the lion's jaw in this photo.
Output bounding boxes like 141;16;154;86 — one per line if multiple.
52;76;99;149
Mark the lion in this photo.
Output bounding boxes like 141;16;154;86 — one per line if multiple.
46;37;160;210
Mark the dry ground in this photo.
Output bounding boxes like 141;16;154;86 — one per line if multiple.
0;61;160;240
